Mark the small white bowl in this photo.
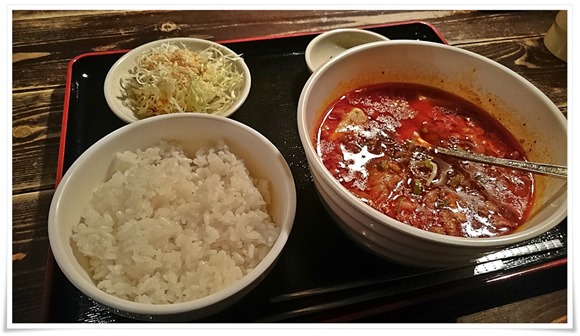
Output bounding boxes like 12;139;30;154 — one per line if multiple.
104;38;251;123
305;28;389;73
48;114;296;321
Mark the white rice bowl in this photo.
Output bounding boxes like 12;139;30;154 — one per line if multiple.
48;114;296;321
72;141;279;305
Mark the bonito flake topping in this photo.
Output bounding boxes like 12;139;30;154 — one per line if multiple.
122;42;245;119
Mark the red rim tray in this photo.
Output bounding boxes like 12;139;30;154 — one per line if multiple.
45;21;567;323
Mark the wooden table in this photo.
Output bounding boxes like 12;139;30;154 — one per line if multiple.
12;10;567;324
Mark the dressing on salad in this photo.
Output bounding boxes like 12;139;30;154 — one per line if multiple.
122;42;245;119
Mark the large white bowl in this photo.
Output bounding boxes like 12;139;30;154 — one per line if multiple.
104;37;251;123
297;40;567;268
48;114;296;321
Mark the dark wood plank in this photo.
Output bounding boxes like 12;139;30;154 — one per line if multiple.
12;190;53;323
12;272;48;323
460;37;567;106
12;191;53;273
457;289;567;323
12;10;113;20
431;10;558;44
12;89;63;193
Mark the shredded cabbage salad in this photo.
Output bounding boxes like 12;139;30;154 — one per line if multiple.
122;42;245;119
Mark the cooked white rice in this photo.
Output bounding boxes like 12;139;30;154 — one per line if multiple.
72;140;279;304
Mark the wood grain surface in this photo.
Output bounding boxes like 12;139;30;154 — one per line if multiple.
11;9;567;323
457;289;568;323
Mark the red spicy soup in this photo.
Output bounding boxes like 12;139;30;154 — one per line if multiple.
315;83;534;238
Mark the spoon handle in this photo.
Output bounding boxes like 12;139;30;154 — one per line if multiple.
433;147;567;179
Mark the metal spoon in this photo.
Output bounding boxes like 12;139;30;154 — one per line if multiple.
413;132;567;179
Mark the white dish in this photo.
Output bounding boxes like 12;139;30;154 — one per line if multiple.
48;114;296;321
305;28;389;73
104;37;251;123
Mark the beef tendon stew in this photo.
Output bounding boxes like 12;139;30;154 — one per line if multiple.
315;83;534;238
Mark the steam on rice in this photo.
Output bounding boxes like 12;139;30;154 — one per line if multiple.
71;140;279;304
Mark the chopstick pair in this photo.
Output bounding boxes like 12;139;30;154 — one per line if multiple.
256;239;565;322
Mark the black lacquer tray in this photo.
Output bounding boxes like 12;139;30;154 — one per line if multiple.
46;21;568;323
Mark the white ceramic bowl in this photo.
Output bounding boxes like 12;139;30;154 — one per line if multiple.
104;37;251;123
48;114;296;321
305;28;389;73
297;40;567;268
